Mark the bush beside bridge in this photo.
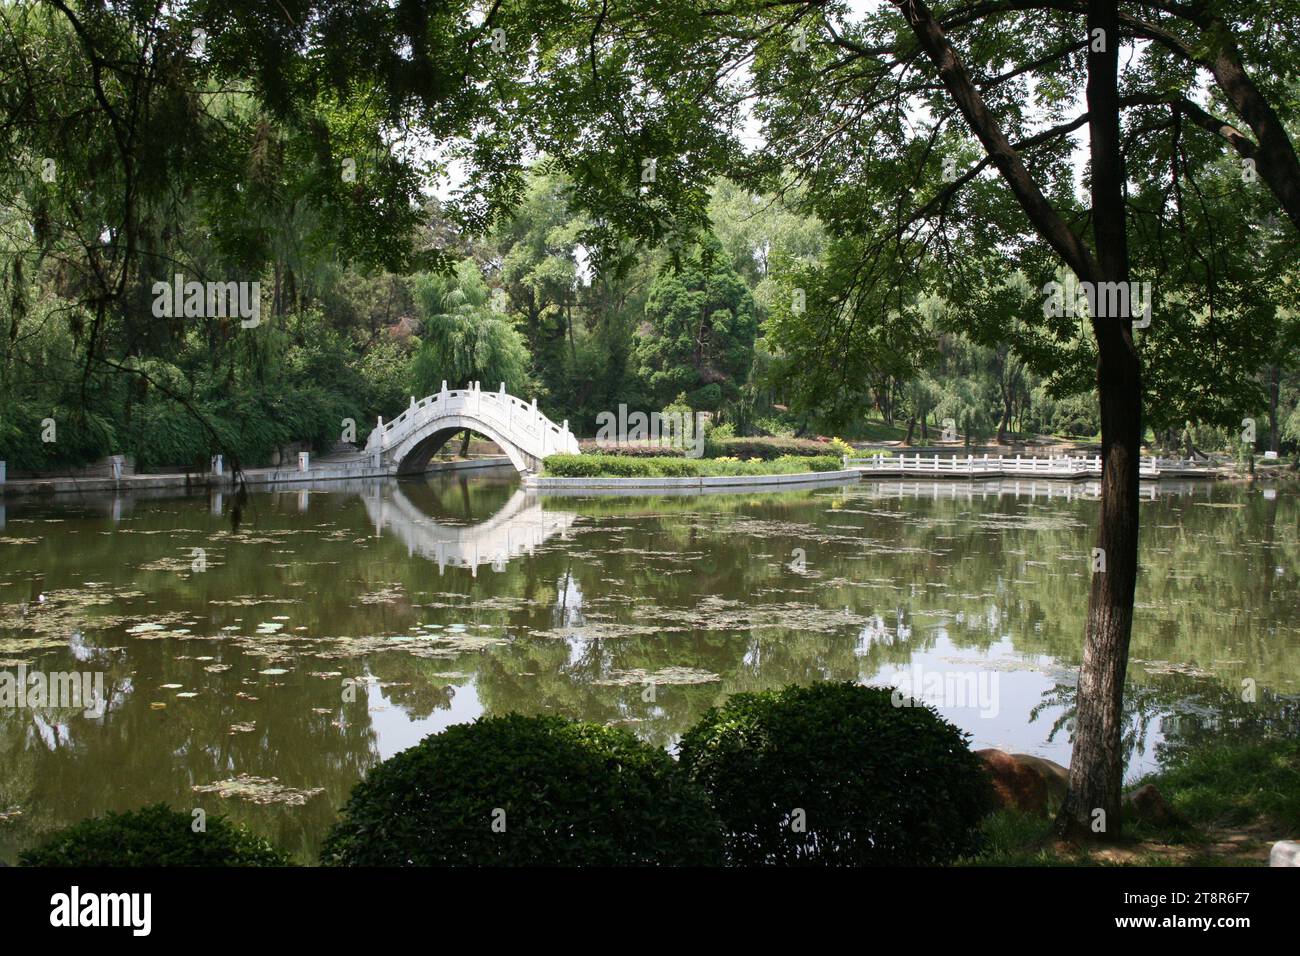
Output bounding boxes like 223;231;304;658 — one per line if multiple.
542;453;842;478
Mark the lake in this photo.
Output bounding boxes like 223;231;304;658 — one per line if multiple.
1;469;1296;861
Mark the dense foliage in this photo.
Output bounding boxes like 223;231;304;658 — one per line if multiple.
679;682;994;865
319;714;725;866
19;804;290;867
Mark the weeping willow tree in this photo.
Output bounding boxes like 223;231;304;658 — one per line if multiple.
409;259;533;395
408;259;534;454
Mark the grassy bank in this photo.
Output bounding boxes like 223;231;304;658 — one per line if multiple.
541;453;844;478
970;737;1300;866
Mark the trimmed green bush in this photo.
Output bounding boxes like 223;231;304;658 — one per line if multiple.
679;682;994;866
542;452;841;478
321;714;725;866
708;436;835;459
579;440;688;458
19;804;290;867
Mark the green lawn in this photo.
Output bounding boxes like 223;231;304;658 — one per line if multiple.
967;738;1299;866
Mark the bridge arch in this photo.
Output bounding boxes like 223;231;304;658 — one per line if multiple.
365;382;579;475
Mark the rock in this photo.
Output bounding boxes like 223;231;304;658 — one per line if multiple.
976;749;1071;816
1123;783;1186;829
1009;753;1070;813
1269;840;1300;867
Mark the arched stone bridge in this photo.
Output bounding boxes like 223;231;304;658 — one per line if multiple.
364;382;579;474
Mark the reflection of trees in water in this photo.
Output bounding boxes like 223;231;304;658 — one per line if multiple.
0;637;381;863
1031;672;1300;776
469;483;1299;752
363;652;460;720
398;470;520;523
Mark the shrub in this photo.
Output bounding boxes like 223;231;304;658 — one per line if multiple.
19;804;290;867
769;454;840;473
709;436;832;459
542;453;842;478
321;713;725;866
679;682;994;865
578;440;688;458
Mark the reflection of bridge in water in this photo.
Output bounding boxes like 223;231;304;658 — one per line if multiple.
362;482;579;574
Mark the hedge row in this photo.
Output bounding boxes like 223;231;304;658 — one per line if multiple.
542;453;843;478
707;436;838;459
17;683;994;867
577;440;689;458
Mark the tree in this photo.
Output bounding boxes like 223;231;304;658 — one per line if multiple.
421;0;1300;840
409;259;533;396
634;237;758;410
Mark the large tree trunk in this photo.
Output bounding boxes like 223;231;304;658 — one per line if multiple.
1058;329;1142;840
895;0;1144;840
1056;0;1143;841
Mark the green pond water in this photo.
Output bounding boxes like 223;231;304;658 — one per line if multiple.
0;468;1296;862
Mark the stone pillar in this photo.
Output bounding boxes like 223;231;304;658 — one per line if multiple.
110;455;124;482
211;454;223;477
0;459;6;486
298;451;310;473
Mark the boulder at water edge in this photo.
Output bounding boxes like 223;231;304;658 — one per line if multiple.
977;749;1069;816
